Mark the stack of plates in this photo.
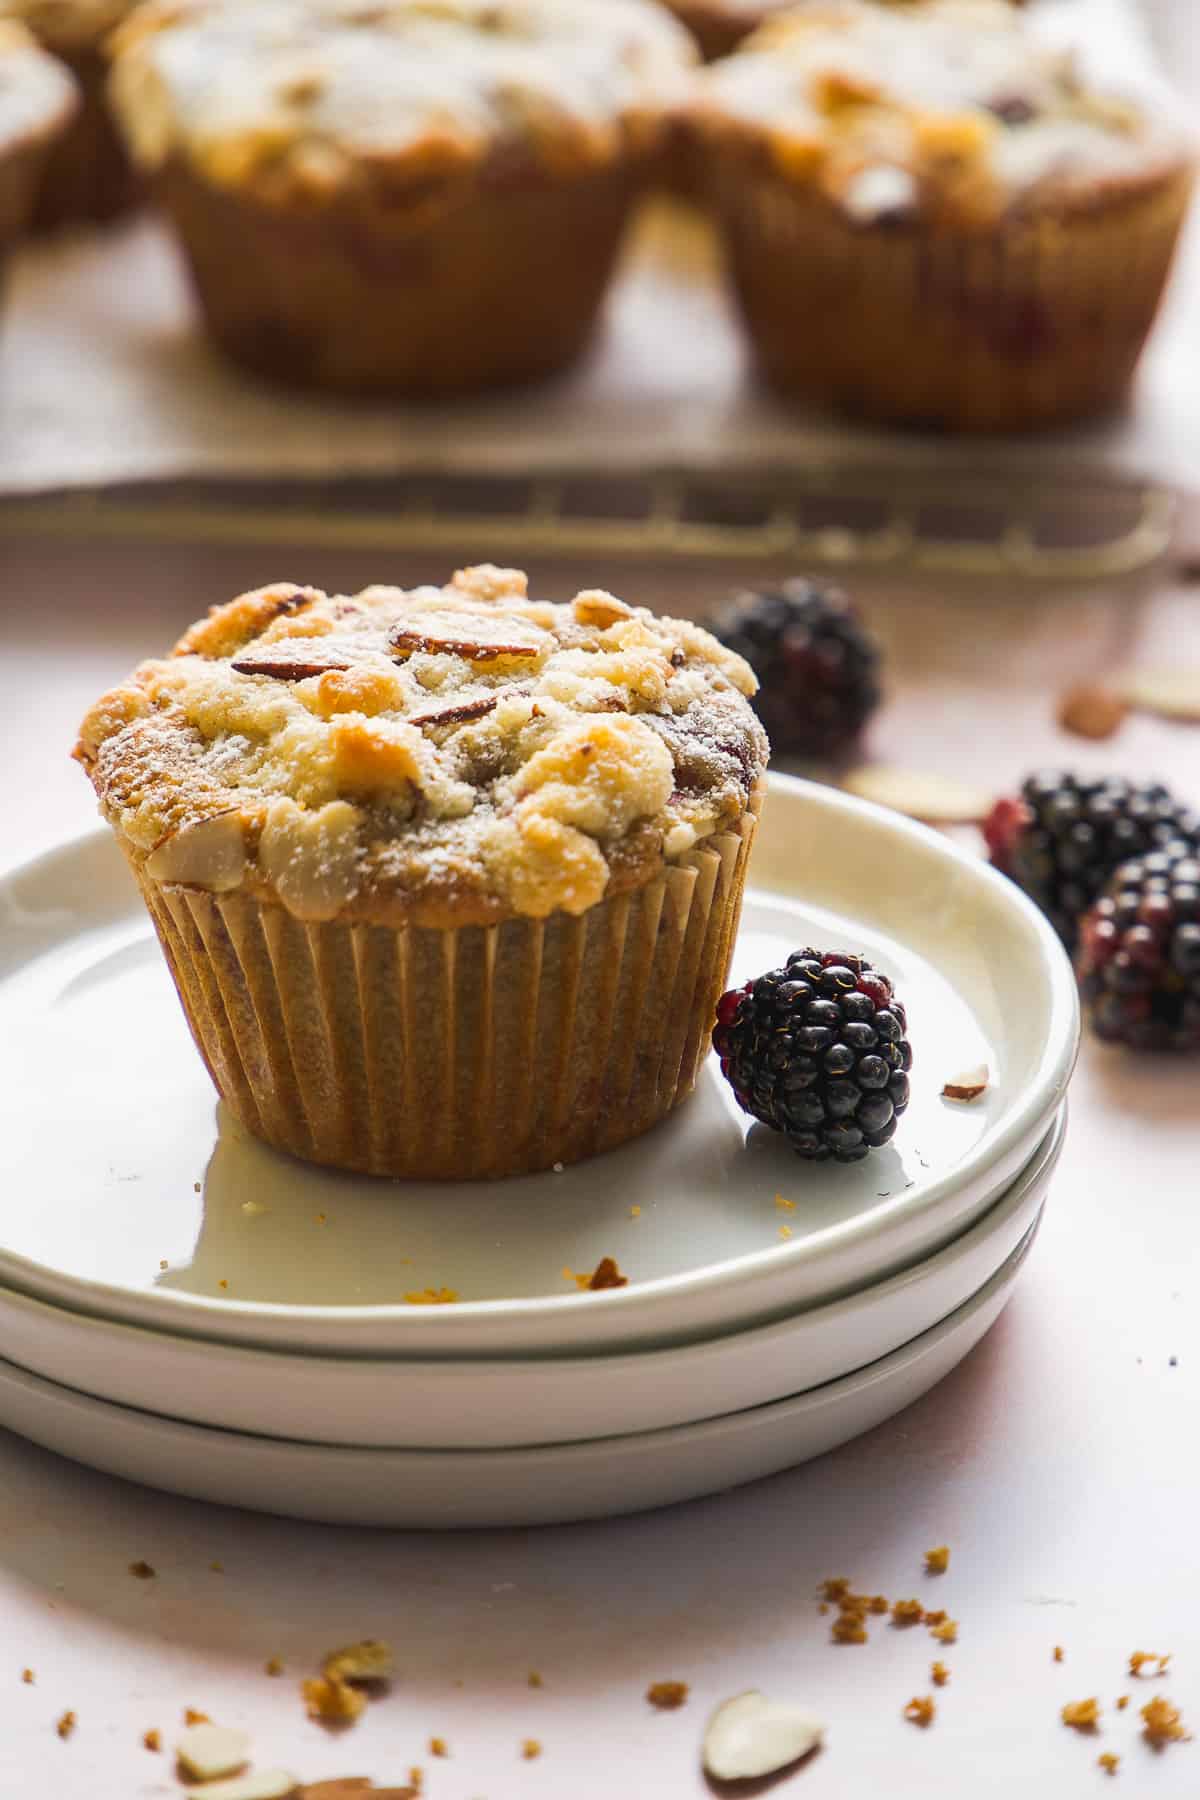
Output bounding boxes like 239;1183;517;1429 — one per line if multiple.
0;777;1078;1528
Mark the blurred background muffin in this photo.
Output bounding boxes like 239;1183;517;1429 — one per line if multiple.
690;0;1195;431
0;1;139;228
664;0;1024;64
107;0;696;397
0;19;76;266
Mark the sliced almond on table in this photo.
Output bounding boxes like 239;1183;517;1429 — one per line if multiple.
183;1771;299;1800
1123;669;1200;722
841;766;995;826
701;1690;824;1782
176;1722;252;1781
1057;683;1127;740
389;613;544;664
942;1065;989;1101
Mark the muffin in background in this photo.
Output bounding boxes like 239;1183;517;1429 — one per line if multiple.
0;20;76;260
1;1;140;227
690;0;1195;432
74;567;767;1181
664;0;1024;63
108;0;696;397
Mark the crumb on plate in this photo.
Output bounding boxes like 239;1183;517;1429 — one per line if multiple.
904;1696;935;1728
924;1546;950;1576
1062;1698;1100;1733
1141;1695;1188;1747
778;1225;793;1241
775;1194;796;1212
184;1710;211;1726
403;1288;459;1305
586;1256;628;1291
930;1619;958;1644
931;1662;949;1688
892;1599;924;1627
302;1676;366;1725
646;1681;689;1710
1129;1651;1170;1679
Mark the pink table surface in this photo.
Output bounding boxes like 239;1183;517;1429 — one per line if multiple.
1;551;1199;1798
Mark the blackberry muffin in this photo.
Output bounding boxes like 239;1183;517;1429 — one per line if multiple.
690;0;1195;431
75;566;768;1180
0;20;76;262
1;1;138;227
108;0;696;396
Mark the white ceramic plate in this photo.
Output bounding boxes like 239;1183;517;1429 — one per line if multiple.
0;1218;1039;1529
0;1110;1064;1449
0;777;1077;1355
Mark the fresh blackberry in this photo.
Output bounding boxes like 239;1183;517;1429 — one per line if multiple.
710;579;881;758
1077;843;1200;1051
713;950;911;1163
984;771;1199;950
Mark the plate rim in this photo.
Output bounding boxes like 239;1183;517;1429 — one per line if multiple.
0;775;1078;1344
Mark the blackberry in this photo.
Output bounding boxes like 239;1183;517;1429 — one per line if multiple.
710;579;881;759
1077;843;1200;1051
713;950;912;1163
983;771;1199;950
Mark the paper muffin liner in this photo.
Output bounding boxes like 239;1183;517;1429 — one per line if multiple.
154;153;647;397
32;49;141;231
132;791;761;1181
709;156;1194;432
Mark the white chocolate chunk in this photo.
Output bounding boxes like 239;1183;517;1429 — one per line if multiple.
702;1690;824;1782
176;1722;251;1781
183;1771;298;1800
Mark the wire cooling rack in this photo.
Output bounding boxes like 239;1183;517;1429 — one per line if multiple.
0;467;1177;579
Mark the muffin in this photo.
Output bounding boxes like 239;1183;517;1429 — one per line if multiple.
665;0;1024;64
74;567;768;1180
0;20;77;256
691;0;1196;431
1;1;139;227
107;0;696;396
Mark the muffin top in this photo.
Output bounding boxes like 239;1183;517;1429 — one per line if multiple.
75;566;768;927
0;1;135;57
110;0;695;199
692;0;1190;222
0;18;77;150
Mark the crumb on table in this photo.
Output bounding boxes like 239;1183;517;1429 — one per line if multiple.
521;1738;542;1760
184;1709;211;1726
142;1728;160;1752
646;1681;689;1710
924;1546;950;1576
21;1669;34;1685
430;1737;448;1757
56;1711;76;1740
1062;1698;1100;1733
931;1662;950;1688
527;1672;543;1689
302;1675;366;1724
831;1612;868;1645
1098;1752;1120;1776
1053;1646;1064;1663
1129;1651;1171;1679
892;1599;924;1628
930;1619;958;1644
904;1696;935;1728
1116;1696;1129;1711
128;1560;156;1580
265;1657;284;1677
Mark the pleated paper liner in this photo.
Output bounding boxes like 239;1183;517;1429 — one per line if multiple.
710;156;1195;432
133;790;761;1181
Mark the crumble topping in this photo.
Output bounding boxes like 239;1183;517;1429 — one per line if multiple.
110;0;695;197
693;0;1187;223
77;568;765;928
